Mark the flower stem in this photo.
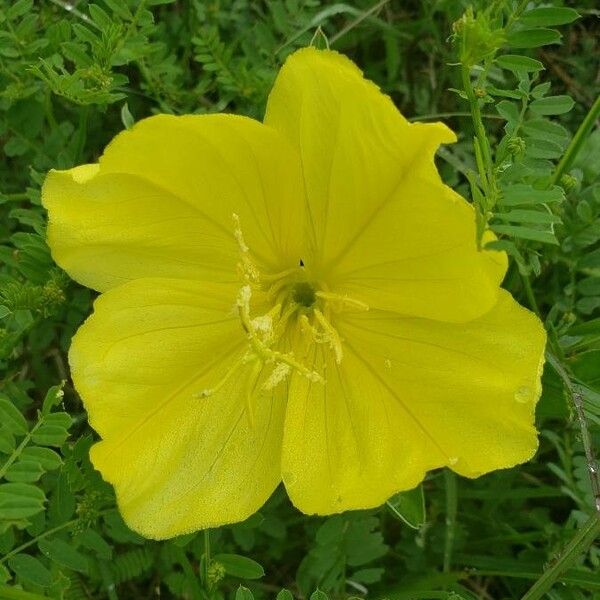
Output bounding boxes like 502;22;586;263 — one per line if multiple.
520;513;600;600
546;351;600;514
550;94;600;187
203;528;211;595
443;469;458;573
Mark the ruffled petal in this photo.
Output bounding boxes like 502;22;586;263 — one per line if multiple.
70;278;285;538
43;114;306;291
282;290;545;514
265;48;506;322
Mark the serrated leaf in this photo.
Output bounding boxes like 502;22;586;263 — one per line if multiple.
490;224;558;244
0;396;28;436
506;28;561;48
38;538;88;573
5;460;44;483
276;590;294;600
8;554;52;587
213;554;265;579
500;184;564;206
0;483;45;519
21;447;61;471
0;305;10;319
496;54;544;73
530;95;574;115
387;484;426;529
520;7;579;27
310;591;328;600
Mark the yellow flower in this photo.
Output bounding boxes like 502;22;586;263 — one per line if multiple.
42;48;546;539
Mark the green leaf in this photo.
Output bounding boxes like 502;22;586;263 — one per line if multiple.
387;484;426;529
120;102;135;129
0;305;11;319
31;413;72;447
530;95;575;115
310;591;329;600
506;28;561;48
351;567;384;584
8;554;52;587
0;397;28;436
571;351;600;393
496;209;561;225
6;0;33;20
496;100;520;124
88;4;112;29
213;554;265;579
0;585;49;600
0;428;16;455
523;118;569;145
496;54;544;73
0;483;45;519
276;590;294;600
20;447;62;471
38;538;89;573
5;460;44;483
500;184;564;206
489;224;558;244
75;529;113;560
235;586;254;600
526;138;564;159
520;7;580;27
41;385;65;417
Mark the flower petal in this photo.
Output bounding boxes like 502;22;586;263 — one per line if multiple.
70;278;285;538
282;290;545;514
42;115;306;291
265;48;506;322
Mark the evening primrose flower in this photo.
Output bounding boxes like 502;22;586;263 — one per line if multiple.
42;48;546;539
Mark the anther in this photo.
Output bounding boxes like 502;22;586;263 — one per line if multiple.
315;291;369;312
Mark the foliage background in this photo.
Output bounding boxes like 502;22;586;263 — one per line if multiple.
1;0;599;598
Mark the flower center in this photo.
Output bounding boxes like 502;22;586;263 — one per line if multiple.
195;214;368;416
292;281;316;308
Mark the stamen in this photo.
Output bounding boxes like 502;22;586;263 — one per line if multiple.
237;285;324;384
313;309;343;364
244;359;263;427
315;291;369;312
263;363;291;390
194;354;247;399
232;213;260;283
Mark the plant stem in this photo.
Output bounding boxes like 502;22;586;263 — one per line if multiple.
546;352;600;514
550;94;600;187
0;518;79;565
0;420;43;480
330;0;390;45
443;469;458;573
203;529;211;596
520;513;600;600
409;111;503;122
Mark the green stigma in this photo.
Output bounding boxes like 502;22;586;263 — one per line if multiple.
293;281;316;307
